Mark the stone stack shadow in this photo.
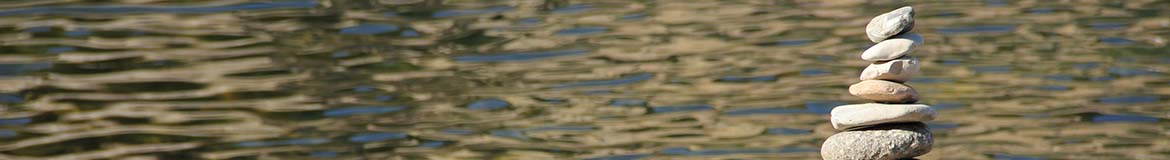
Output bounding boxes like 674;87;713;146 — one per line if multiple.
820;6;938;160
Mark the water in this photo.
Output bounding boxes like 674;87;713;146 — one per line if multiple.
0;0;1168;159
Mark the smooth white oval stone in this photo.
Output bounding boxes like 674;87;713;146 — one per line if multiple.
860;56;920;82
821;122;933;160
830;103;936;130
866;6;915;43
861;32;923;61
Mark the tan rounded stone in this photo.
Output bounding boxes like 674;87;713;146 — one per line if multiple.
848;80;918;103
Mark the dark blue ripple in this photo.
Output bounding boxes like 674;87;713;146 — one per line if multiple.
1092;114;1161;123
0;63;53;76
800;69;829;76
1109;67;1158;77
455;48;590;62
340;24;399;35
716;75;776;82
1100;37;1136;45
940;59;962;65
552;4;592;13
552;73;653;89
619;13;648;21
765;128;811;135
775;39;813;46
1097;95;1159;104
1044;75;1073;81
468;98;510;110
517;17;543;25
46;46;75;54
651;105;712;113
0;130;18;137
805;101;845;115
0;93;23;103
1034;85;1070;91
490;130;529;140
323;106;406;117
1089;23;1128;30
555;26;608;36
418;141;449;148
0;118;31;125
609;99;647;106
348;132;408;143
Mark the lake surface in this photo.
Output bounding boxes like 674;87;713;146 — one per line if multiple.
0;0;1168;159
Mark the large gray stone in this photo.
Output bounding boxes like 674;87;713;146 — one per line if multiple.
861;32;923;61
866;6;915;43
830;103;936;130
848;80;919;103
821;122;933;160
860;56;920;82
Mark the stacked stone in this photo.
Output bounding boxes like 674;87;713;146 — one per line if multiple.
821;6;938;160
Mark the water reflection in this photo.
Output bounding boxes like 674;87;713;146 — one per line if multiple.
339;24;400;35
467;98;510;110
322;106;406;117
0;0;1168;159
348;132;408;143
454;48;590;62
0;1;316;15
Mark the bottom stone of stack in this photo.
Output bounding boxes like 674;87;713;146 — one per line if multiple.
820;122;933;160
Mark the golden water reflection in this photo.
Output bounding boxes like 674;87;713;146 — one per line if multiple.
0;0;1168;159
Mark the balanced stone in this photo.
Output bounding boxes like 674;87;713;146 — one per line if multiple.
860;56;919;82
866;6;915;43
861;32;922;61
830;103;936;130
848;80;918;103
821;122;933;160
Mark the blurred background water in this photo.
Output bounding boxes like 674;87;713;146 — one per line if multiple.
0;0;1167;159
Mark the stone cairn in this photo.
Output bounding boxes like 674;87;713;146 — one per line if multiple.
820;6;938;160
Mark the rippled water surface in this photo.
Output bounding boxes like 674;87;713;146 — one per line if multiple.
1;0;1169;159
